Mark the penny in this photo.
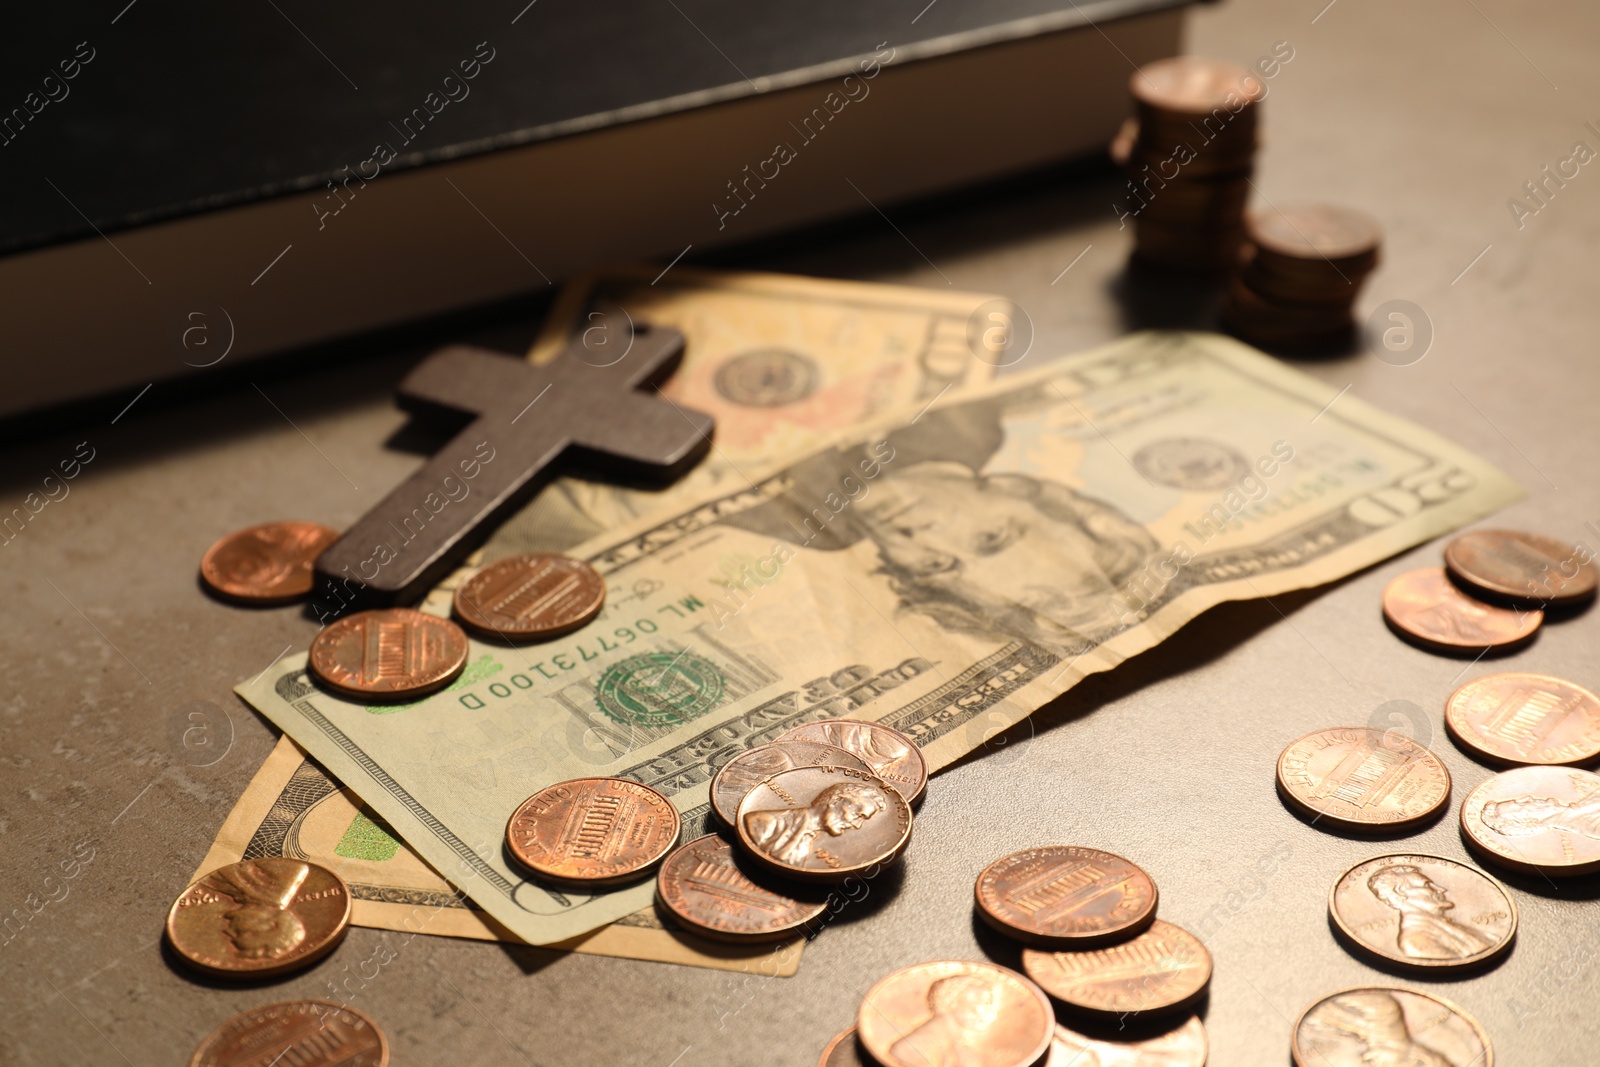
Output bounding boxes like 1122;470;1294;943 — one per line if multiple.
453;552;605;640
1047;1017;1208;1066
1329;853;1516;971
1460;765;1600;877
1381;568;1541;655
1022;919;1210;1017
1445;672;1600;767
975;846;1158;949
710;741;871;828
657;834;826;943
818;1027;870;1067
777;719;928;804
1291;986;1492;1067
507;777;680;888
1445;528;1598;607
307;607;470;701
1130;56;1264;117
736;764;911;883
188;999;388;1067
1276;727;1452;832
199;521;340;604
1248;204;1382;265
166;858;351;980
857;960;1055;1067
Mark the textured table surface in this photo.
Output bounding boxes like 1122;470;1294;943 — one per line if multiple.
5;0;1598;1063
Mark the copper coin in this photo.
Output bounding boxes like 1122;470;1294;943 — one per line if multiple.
711;741;872;828
777;719;928;804
199;521;339;604
1276;727;1452;832
1047;1017;1208;1066
506;776;680;888
736;764;912;883
857;960;1055;1067
975;846;1158;949
307;607;470;701
1446;672;1600;767
1381;568;1541;655
453;552;606;639
1460;765;1600;876
657;833;826;942
166;858;351;979
1445;528;1599;606
189;999;388;1067
1131;56;1264;116
1248;204;1382;264
1328;853;1515;972
1291;987;1492;1067
1022;919;1210;1017
818;1027;870;1067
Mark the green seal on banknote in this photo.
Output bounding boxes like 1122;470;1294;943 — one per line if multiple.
594;651;726;728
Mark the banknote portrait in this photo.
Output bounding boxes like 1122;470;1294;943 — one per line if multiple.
726;397;1157;655
1365;864;1491;960
741;782;887;866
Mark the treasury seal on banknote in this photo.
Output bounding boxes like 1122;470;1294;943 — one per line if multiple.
594;650;727;728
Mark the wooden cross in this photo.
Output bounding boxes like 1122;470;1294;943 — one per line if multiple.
314;317;713;610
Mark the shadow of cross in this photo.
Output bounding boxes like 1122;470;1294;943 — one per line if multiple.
314;320;713;611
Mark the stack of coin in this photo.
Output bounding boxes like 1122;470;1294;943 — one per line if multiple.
1221;203;1382;350
978;847;1211;1045
498;720;926;946
1381;526;1594;658
655;719;924;943
1119;56;1263;271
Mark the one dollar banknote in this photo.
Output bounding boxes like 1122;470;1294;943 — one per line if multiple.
239;330;1519;946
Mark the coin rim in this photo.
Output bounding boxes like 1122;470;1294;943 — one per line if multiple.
452;553;606;640
775;718;929;805
734;764;912;884
816;1026;863;1067
709;741;868;828
1381;567;1542;655
199;521;340;605
655;833;825;943
973;846;1160;949
1459;766;1600;876
1326;852;1517;971
1290;985;1493;1067
505;776;682;888
856;961;1055;1067
166;859;353;980
1021;919;1211;1017
1445;672;1600;768
307;607;470;702
1444;529;1598;606
1275;726;1452;832
187;998;390;1067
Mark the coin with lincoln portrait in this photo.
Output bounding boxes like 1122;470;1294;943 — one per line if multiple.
166;857;351;979
735;764;911;883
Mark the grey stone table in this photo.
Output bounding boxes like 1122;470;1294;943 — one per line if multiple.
4;0;1598;1063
